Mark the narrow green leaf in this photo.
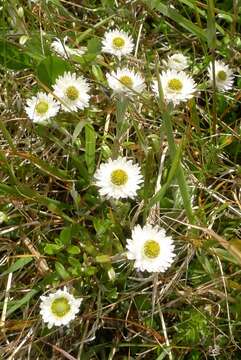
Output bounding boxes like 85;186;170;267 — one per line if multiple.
14;152;71;181
76;15;115;43
207;0;216;49
148;139;182;209
72;120;87;144
0;40;32;70
143;0;207;42
92;64;105;82
55;261;70;280
7;289;39;316
85;124;96;175
1;257;33;277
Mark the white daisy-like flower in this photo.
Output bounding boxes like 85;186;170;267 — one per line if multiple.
40;287;82;329
207;60;234;91
102;29;134;58
106;68;145;96
51;37;85;59
163;53;189;71
126;224;175;273
25;92;60;124
95;157;143;200
53;72;90;112
152;69;197;106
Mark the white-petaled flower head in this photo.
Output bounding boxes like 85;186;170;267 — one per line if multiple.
207;60;234;91
106;68;145;96
25;92;60;124
40;287;82;329
126;224;175;273
51;37;85;59
152;69;197;106
95;156;143;200
163;53;189;71
102;29;134;58
53;72;90;112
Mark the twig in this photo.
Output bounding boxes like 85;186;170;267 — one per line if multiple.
22;237;50;275
0;272;13;341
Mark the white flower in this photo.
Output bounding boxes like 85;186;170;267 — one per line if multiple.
152;69;197;106
40;287;82;329
95;157;143;200
51;37;85;59
25;92;60;123
126;224;175;273
207;60;234;91
106;68;145;96
163;53;189;71
102;29;134;58
53;72;90;112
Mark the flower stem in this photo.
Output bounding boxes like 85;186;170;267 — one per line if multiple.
162;104;195;224
113;96;129;156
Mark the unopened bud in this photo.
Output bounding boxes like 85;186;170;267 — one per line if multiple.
19;35;29;45
0;211;8;224
17;7;24;18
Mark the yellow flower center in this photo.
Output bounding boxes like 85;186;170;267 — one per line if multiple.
144;240;160;259
111;169;128;186
119;75;133;88
35;101;49;115
112;37;125;48
168;78;183;91
65;86;79;101
51;297;71;317
217;70;227;81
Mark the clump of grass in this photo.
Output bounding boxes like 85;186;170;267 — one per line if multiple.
1;0;241;359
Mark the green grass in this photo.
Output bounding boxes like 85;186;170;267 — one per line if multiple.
1;0;241;359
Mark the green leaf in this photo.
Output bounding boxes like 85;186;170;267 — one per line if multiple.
101;0;115;6
67;245;81;255
0;40;32;70
16;152;71;181
44;243;64;255
95;255;111;263
59;227;72;246
148;137;182;209
55;261;70;280
85;124;96;175
7;289;39;316
0;257;33;277
207;0;216;49
92;64;105;82
87;37;101;55
93;218;112;236
72;119;87;144
0;183;64;208
212;248;239;266
36;55;72;87
143;0;207;42
155;350;171;360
